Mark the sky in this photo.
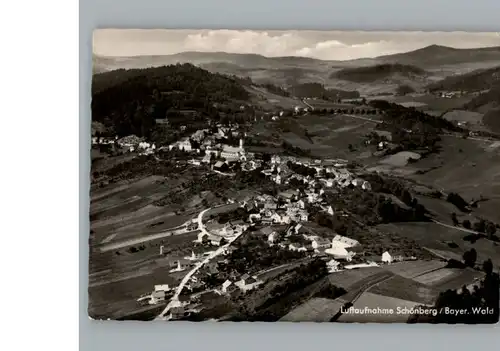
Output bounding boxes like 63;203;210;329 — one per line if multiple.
93;29;500;61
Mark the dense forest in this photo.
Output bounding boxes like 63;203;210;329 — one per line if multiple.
370;99;464;151
288;82;360;100
91;64;250;137
426;66;500;93
331;63;426;83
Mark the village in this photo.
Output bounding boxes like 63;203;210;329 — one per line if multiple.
95;120;428;321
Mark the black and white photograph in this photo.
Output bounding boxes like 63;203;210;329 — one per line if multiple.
89;29;500;323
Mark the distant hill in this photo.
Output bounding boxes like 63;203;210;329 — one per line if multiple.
330;63;426;83
93;51;329;72
378;45;500;67
91;64;250;137
426;66;500;92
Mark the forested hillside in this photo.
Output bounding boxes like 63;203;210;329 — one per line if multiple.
288;82;360;100
427;66;500;92
331;64;426;83
91;64;250;137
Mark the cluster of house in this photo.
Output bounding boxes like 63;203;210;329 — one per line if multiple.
136;284;173;305
245;192;309;226
294;106;310;114
257;222;412;272
260;155;372;191
438;91;464;99
164;124;261;166
92;134;157;154
228;156;373;229
91;135;118;145
194;220;249;247
219;274;263;295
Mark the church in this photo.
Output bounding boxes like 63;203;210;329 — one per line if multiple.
220;139;245;162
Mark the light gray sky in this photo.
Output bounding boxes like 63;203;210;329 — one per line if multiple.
93;29;500;61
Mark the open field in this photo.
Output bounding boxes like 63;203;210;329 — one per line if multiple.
412;195;463;222
379;151;421;167
250;112;383;161
91;153;138;175
295;114;380;159
383;260;447;279
368;275;439;304
88;267;177;320
412;267;485;290
378;222;500;266
90;175;206;244
91;175;165;202
393;94;475;112
88;229;206;319
407;136;500;222
89;231;200;274
327;267;387;289
337;292;420;323
442;110;484;124
280;297;344;322
245;85;306;110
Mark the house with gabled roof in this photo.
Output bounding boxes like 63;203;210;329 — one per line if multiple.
332;235;359;249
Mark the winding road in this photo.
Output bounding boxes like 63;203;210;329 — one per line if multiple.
154;204;244;320
302;99;315;111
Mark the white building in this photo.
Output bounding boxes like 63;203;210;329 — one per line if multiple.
325;246;355;261
362;181;372;191
268;231;278;244
221;140;244;162
154;284;171;292
138;141;151;150
235;274;262;292
169;139;192;152
311;237;331;250
327;206;334;216
326;259;341;272
381;251;393;264
332;235;359;249
222;280;233;293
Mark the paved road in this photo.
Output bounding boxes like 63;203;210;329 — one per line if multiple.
431;219;481;235
196;208;211;237
212;170;235;177
155;230;245;320
155;204;244;320
442;133;493;143
302;99;315;111
343;114;380;123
